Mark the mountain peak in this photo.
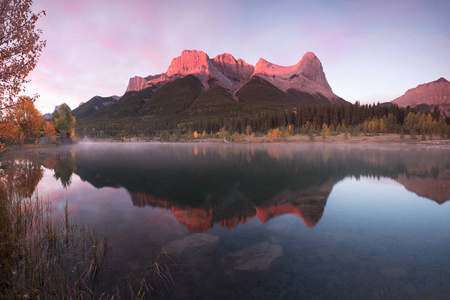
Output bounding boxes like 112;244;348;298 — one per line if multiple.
301;51;316;58
213;53;236;63
435;77;449;83
392;77;450;116
211;53;254;84
166;49;211;77
252;52;338;101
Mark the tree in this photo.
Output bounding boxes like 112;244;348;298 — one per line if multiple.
383;113;396;133
0;108;19;146
0;95;42;145
0;0;46;105
267;127;282;142
53;103;77;139
321;123;329;141
11;95;43;143
43;121;56;143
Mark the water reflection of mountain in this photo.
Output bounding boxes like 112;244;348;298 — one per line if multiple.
14;144;450;230
396;170;450;204
131;180;334;231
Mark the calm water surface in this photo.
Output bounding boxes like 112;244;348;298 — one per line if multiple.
4;143;450;299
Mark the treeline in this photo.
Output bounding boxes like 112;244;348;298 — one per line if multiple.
79;102;450;140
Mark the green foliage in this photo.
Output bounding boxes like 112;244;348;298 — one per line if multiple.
54;103;71;131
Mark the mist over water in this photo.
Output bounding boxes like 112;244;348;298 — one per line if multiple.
3;143;450;299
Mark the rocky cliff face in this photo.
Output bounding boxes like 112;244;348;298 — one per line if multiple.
126;50;254;92
125;50;342;103
392;77;450;117
252;52;340;102
211;53;254;84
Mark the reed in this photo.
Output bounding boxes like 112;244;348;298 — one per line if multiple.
0;183;173;299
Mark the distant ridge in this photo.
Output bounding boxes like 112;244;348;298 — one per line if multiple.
71;95;119;120
392;77;450;117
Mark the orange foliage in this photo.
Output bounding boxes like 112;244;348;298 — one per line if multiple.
12;96;44;143
0;109;20;147
267;127;282;142
43;121;57;143
0;96;43;145
0;0;46;104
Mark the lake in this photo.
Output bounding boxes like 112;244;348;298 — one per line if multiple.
3;142;450;299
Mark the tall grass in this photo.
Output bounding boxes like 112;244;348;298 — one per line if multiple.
0;184;109;298
0;184;173;299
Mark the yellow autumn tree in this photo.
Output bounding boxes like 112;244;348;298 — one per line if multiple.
267;127;282;142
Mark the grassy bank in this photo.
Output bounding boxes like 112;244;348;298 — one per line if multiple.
0;183;172;299
0;185;109;298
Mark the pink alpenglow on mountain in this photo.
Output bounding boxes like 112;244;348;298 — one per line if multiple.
125;49;342;103
252;52;340;102
211;53;254;83
392;77;450;117
126;50;254;92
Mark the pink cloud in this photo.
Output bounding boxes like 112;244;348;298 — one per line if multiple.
27;0;450;112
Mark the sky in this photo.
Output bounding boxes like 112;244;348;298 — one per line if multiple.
25;0;450;113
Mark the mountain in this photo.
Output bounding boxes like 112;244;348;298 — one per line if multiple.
76;50;346;135
126;50;255;93
71;95;119;120
392;77;450;117
125;49;344;104
43;113;52;121
252;52;344;103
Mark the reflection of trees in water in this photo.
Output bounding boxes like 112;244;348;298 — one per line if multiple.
25;144;450;205
0;157;44;198
8;145;450;198
2;148;78;191
53;159;74;188
4;145;449;230
36;149;77;189
69;145;447;201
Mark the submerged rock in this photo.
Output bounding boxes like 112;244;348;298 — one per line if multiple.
223;241;283;271
164;233;219;255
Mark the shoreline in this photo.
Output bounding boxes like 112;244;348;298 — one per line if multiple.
5;133;450;152
80;133;450;147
